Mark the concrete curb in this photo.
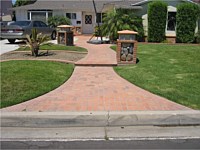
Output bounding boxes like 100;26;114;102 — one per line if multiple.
1;110;200;127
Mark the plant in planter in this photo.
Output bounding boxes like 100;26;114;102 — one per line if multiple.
25;28;51;57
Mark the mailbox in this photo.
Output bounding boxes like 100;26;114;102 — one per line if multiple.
57;25;74;46
117;30;138;64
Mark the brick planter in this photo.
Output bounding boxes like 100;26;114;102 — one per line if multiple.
117;30;138;65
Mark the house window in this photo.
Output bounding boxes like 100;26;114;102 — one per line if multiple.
167;12;176;31
66;13;76;19
85;15;92;24
31;12;46;23
96;13;105;23
27;10;53;23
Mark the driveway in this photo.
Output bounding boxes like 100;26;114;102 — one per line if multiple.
0;39;20;55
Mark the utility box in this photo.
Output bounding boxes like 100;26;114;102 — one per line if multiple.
57;25;74;46
117;30;138;65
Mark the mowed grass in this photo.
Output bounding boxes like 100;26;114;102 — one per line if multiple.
1;60;74;108
16;44;87;52
113;44;200;109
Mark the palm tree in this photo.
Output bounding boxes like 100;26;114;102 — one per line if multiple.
101;9;144;41
25;28;51;57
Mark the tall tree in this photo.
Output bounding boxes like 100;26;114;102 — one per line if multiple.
14;0;37;7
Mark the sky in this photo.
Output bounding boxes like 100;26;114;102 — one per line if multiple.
12;0;16;4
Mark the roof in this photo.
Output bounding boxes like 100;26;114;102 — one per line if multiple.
12;0;142;12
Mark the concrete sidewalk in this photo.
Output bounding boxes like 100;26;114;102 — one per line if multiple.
2;110;200;127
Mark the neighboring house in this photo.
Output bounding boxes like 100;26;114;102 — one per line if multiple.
0;0;12;21
12;0;199;37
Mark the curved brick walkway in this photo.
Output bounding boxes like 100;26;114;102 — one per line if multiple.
1;36;190;112
75;35;117;66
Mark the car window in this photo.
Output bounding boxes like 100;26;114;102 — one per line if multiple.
33;21;41;27
10;21;31;26
39;21;47;27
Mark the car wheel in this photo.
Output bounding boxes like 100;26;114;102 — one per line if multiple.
51;31;56;40
8;39;16;44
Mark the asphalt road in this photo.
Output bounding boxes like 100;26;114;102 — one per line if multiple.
1;139;200;149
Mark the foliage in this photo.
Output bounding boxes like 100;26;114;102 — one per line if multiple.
176;3;200;43
47;16;71;28
1;61;74;108
148;1;167;42
14;0;37;7
24;28;51;56
101;9;144;41
114;44;200;109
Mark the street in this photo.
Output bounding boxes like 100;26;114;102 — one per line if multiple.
2;138;200;149
1;125;200;149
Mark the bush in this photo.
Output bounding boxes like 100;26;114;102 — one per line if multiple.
176;3;200;43
101;9;144;42
148;1;167;42
47;16;71;28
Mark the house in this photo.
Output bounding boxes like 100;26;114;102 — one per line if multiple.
12;0;199;38
0;0;13;21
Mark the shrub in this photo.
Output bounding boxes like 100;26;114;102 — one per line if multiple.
148;1;167;42
176;3;200;43
101;9;144;42
47;16;71;28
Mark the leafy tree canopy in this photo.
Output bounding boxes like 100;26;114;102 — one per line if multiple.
14;0;37;7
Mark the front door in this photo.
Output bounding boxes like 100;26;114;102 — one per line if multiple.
82;12;94;34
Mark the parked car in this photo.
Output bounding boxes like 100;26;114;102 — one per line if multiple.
0;21;14;39
1;20;56;43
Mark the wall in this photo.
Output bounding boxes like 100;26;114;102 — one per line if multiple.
15;9;27;21
53;10;82;26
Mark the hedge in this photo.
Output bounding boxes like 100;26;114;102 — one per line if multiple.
148;1;167;42
176;3;200;43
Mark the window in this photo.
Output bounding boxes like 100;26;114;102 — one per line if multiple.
167;12;176;31
96;13;105;23
85;15;92;24
31;12;46;23
39;21;47;27
27;10;53;23
66;13;76;19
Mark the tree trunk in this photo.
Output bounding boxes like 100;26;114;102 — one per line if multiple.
32;43;39;57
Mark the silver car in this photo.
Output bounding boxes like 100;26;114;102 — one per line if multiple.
1;21;56;43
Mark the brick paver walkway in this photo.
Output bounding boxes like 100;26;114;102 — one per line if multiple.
75;35;117;66
1;36;190;112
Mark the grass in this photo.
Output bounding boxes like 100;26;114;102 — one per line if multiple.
113;44;200;109
0;60;74;108
16;44;87;52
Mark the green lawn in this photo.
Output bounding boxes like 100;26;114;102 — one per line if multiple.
1;60;74;108
16;44;87;52
113;44;200;109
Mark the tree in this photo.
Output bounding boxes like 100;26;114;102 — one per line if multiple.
176;3;200;43
14;0;37;7
148;1;167;42
101;9;144;41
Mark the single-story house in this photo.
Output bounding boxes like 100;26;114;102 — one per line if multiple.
12;0;199;39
